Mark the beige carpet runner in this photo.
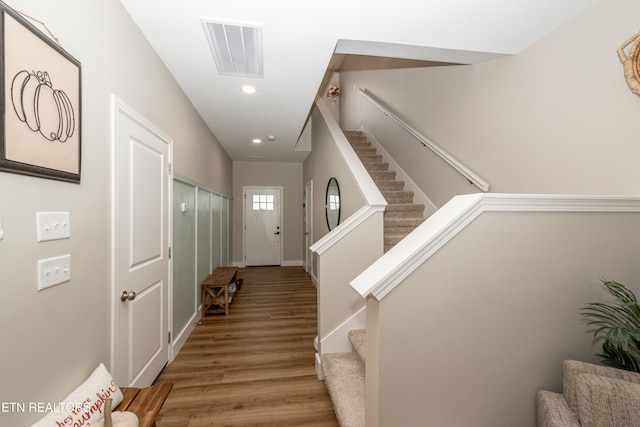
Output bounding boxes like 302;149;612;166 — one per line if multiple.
344;130;425;252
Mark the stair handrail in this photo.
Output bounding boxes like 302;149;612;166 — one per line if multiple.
350;193;640;300
358;88;490;192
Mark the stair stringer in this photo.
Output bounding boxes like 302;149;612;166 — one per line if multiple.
315;306;366;379
358;126;438;217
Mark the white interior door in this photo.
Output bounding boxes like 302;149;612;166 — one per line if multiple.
112;98;171;387
244;187;282;266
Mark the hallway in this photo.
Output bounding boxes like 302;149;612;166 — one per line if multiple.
154;266;339;426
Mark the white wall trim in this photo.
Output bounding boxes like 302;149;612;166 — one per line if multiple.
319;306;367;354
310;205;383;255
315;97;387;208
351;193;640;301
171;309;200;360
315;353;324;380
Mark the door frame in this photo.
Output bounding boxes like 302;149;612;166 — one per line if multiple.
242;186;283;267
110;95;174;381
304;180;313;275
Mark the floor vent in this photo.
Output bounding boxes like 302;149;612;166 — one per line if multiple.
202;18;263;77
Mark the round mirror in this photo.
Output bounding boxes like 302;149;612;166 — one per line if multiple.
325;177;341;230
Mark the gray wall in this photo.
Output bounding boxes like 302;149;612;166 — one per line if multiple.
339;0;640;202
0;1;231;424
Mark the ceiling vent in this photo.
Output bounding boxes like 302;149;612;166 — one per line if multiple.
202;19;263;77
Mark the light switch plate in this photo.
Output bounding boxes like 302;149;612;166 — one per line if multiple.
36;212;70;242
38;254;71;290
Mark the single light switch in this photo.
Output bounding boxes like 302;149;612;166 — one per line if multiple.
36;212;70;242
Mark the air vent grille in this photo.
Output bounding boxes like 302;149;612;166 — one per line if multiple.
203;19;263;77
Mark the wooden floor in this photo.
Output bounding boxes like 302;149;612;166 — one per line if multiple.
154;266;339;426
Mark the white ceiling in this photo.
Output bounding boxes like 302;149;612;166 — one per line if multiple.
119;0;598;163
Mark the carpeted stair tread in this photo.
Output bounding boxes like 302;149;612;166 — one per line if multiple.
321;352;365;427
370;170;396;181
344;129;426;251
363;161;389;171
376;180;405;191
348;329;366;364
358;154;383;163
384;204;425;219
352;146;377;155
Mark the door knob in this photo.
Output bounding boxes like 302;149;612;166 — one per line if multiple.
120;290;137;301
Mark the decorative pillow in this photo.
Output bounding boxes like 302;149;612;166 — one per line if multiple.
575;373;640;427
31;363;123;426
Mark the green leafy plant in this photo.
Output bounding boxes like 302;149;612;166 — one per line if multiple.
581;280;640;372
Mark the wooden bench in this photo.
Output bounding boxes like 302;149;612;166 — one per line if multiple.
115;383;173;427
201;266;240;318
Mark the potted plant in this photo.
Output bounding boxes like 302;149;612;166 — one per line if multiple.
581;280;640;372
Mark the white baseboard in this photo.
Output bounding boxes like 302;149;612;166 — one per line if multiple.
171;309;200;360
319;306;366;355
232;260;303;268
316;352;324;380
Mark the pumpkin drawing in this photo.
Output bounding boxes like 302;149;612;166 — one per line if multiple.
10;70;75;142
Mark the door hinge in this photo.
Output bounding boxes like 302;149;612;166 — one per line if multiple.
168;331;171;344
168;247;171;259
167;162;172;175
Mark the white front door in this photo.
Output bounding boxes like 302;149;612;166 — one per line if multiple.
112;97;171;387
244;187;282;266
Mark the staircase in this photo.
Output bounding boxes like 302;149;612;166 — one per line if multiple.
344;131;425;251
320;132;426;426
321;329;366;427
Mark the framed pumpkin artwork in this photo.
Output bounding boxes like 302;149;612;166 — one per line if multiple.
0;2;81;183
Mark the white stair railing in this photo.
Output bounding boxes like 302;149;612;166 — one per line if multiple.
358;88;490;192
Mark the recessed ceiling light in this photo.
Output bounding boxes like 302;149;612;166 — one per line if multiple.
242;85;257;94
252;138;262;144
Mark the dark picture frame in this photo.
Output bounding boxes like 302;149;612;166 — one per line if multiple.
0;2;81;183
